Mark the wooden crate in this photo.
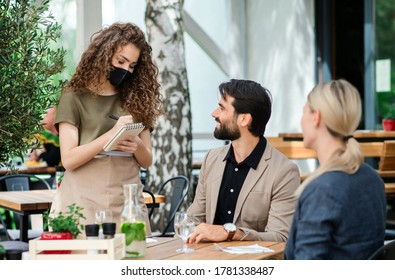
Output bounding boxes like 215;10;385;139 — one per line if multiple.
29;233;125;260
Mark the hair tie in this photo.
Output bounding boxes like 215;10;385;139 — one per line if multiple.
343;135;354;141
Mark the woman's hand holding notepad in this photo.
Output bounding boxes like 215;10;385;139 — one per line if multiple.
103;122;145;151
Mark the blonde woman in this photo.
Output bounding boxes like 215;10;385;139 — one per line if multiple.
284;79;386;259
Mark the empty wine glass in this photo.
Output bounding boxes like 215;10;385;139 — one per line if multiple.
174;212;196;253
95;210;113;231
95;209;113;224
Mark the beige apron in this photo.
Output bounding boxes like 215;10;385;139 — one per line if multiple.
50;155;151;236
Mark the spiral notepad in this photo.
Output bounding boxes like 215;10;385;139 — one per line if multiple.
103;123;145;151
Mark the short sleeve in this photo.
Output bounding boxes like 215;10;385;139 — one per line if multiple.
55;91;81;129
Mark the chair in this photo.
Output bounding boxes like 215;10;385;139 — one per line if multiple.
142;189;156;220
378;141;395;240
0;174;51;191
151;175;190;237
0;174;51;240
0;213;10;240
386;219;395;240
378;140;395;172
0;214;29;251
0;240;29;252
368;240;395;260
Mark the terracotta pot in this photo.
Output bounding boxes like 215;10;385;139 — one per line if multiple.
40;232;73;254
382;119;395;131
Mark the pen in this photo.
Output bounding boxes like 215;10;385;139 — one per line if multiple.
109;114;119;121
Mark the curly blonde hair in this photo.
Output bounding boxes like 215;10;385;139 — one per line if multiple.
64;22;162;128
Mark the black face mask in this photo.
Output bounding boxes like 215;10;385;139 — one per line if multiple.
109;66;132;87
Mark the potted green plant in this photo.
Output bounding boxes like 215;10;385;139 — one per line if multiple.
42;203;86;254
382;104;395;131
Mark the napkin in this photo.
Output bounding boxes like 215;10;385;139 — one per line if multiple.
214;243;274;254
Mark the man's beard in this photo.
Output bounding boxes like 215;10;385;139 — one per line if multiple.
213;119;241;141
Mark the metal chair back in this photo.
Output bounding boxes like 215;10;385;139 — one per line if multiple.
143;189;156;220
0;174;51;191
153;175;190;237
368;240;395;260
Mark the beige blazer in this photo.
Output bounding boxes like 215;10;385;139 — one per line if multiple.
188;141;300;242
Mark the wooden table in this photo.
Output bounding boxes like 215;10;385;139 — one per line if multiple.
279;130;395;183
0;166;56;176
279;130;395;142
131;237;285;260
143;193;164;204
0;190;54;242
386;183;395;196
0;190;165;242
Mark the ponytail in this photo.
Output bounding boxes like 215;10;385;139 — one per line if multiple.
295;80;364;197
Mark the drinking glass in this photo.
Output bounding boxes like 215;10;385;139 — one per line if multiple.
174;212;196;253
95;209;113;227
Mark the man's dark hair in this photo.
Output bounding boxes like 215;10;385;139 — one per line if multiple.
218;79;272;136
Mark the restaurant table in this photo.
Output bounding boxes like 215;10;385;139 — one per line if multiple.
0;166;56;176
0;190;54;242
0;189;165;242
279;130;395;142
386;183;395;196
279;130;395;181
131;237;285;260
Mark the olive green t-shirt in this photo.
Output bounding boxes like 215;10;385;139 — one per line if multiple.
55;90;126;145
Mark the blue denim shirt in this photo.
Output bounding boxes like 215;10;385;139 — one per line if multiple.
285;163;386;259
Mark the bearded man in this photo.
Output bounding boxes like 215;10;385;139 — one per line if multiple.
188;79;300;243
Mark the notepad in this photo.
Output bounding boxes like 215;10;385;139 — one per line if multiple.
103;123;145;151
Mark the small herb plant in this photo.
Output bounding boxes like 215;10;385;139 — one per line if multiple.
44;203;86;239
383;104;395;120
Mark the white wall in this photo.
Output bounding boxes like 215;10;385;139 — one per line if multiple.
183;0;229;135
102;0;146;31
51;0;317;168
247;0;316;136
54;0;316;138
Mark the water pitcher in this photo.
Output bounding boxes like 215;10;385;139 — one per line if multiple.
120;183;146;257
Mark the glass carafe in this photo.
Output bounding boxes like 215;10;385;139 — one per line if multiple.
120;183;146;258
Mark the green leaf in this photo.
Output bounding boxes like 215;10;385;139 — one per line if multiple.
0;0;66;166
121;222;146;244
44;203;86;238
